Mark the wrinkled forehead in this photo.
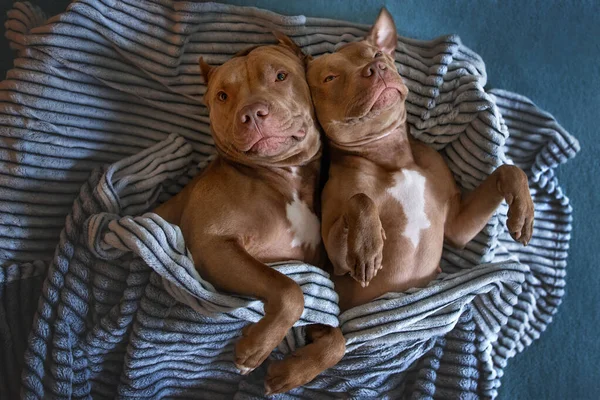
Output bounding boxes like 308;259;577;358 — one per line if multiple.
307;41;376;81
208;45;303;90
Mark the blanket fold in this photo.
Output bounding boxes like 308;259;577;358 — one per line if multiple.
0;1;579;399
85;211;340;327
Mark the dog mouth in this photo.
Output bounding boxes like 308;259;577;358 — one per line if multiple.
368;87;402;113
248;136;292;153
246;129;306;155
345;86;403;123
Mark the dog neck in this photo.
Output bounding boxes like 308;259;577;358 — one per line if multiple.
329;117;414;171
217;146;322;196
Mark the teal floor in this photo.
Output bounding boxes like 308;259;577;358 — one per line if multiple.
2;1;598;398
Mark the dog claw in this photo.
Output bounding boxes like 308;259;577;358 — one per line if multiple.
237;366;254;375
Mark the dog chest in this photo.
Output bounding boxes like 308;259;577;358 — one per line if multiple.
285;192;321;251
386;169;431;248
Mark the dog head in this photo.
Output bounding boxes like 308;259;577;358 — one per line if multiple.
307;9;408;147
201;33;320;167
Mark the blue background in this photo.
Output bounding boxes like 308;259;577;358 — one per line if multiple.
1;1;598;398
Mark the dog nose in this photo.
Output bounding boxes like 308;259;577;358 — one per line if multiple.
240;102;269;124
362;61;387;78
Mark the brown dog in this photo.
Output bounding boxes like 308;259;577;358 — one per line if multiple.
154;35;344;394
307;9;535;311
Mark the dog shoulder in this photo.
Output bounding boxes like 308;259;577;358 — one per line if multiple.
411;140;459;197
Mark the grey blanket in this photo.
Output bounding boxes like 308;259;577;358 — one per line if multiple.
0;1;579;398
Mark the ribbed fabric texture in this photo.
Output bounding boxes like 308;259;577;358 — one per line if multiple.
0;1;579;399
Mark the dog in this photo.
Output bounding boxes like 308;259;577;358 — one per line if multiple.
154;34;344;394
307;9;535;311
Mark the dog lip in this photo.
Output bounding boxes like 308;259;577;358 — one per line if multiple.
349;82;403;120
246;135;295;154
292;129;306;141
244;127;306;153
368;87;402;112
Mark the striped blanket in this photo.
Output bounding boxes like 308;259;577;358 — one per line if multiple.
0;1;579;399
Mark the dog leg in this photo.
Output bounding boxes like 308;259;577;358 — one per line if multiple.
264;324;345;395
190;237;305;375
445;165;534;248
325;193;385;286
323;215;351;276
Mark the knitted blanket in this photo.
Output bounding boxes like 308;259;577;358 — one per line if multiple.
0;1;579;398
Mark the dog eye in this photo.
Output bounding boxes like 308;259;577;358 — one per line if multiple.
276;72;288;81
374;51;383;58
217;91;228;101
324;75;337;83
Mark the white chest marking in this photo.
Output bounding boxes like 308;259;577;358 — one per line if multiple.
286;192;321;250
386;169;431;248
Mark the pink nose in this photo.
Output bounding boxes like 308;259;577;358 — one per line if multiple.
362;61;387;78
239;102;269;125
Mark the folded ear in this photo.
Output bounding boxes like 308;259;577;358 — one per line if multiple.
272;30;312;66
199;57;215;84
365;8;398;56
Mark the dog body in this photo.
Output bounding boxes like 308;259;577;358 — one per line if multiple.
160;157;323;267
322;135;456;310
308;10;534;311
155;37;344;394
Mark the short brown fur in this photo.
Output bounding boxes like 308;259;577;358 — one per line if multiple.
155;36;344;395
307;8;534;311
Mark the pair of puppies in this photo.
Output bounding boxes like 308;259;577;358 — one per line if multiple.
155;9;534;394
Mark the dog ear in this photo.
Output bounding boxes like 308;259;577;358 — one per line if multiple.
272;30;312;67
365;8;397;56
199;57;215;84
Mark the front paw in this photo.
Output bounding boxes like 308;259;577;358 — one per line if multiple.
345;218;386;287
506;194;534;245
235;321;286;375
498;166;535;245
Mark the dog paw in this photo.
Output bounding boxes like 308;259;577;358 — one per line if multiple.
506;195;534;245
345;222;385;287
497;165;535;246
265;354;321;395
235;322;285;375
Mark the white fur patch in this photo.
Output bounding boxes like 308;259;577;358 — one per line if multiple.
386;169;431;247
286;193;321;250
